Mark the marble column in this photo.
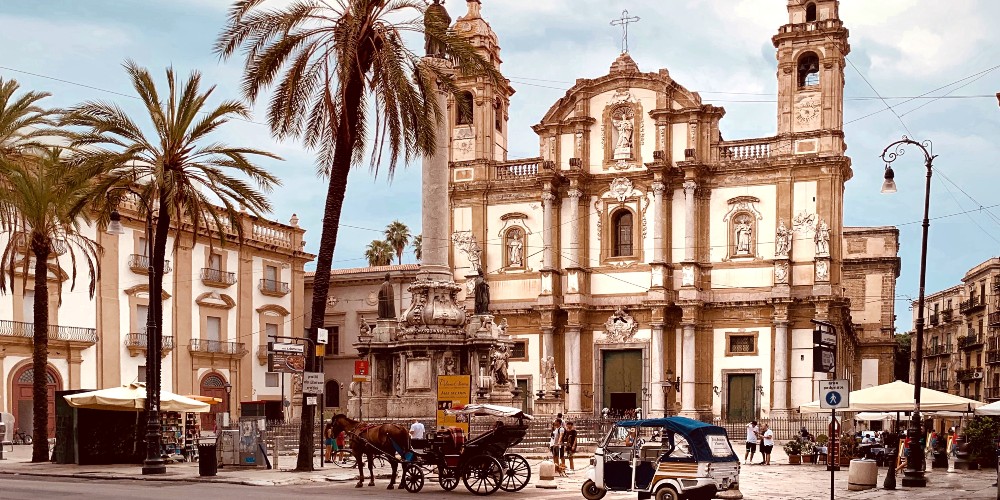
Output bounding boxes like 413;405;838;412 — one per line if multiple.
772;320;789;413
682;180;697;262
567;188;582;265
420;69;453;281
681;324;696;415
541;326;555;366
651;181;666;263
651;323;665;416
565;327;582;413
541;191;556;269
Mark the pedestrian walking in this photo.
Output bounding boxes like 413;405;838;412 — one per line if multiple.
744;420;759;464
550;418;565;472
760;423;774;465
324;422;334;463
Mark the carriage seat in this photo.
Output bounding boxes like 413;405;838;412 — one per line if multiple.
435;427;465;455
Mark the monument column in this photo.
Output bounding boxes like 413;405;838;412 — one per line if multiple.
772;304;790;414
681;323;696;416
682;180;697;262
650;323;665;416
420;67;453;282
565;326;582;413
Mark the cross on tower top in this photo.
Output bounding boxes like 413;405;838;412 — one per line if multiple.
610;9;640;54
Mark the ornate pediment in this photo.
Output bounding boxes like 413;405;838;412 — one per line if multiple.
600;307;639;343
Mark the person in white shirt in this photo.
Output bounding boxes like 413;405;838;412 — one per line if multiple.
760;424;774;465
409;419;426;443
744;420;759;464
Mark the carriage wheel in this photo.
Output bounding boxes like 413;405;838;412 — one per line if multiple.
439;467;459;491
499;453;531;492
462;455;502;496
401;464;425;493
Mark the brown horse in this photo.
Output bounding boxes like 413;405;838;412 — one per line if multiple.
330;414;409;489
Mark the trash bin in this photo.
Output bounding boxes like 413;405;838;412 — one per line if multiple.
198;443;218;477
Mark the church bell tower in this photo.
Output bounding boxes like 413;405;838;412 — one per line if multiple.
451;0;514;162
772;0;850;156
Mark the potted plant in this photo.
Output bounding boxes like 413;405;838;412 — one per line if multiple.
801;440;815;463
840;431;858;466
783;440;802;464
964;416;1000;469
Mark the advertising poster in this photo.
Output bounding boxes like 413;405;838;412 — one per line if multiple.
437;375;471;434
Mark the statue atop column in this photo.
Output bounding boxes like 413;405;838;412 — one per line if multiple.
474;268;490;315
377;273;395;319
424;0;452;59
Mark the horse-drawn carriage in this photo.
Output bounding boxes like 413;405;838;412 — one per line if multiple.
329;404;533;496
399;404;533;495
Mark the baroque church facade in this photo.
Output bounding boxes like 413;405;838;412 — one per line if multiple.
437;0;899;419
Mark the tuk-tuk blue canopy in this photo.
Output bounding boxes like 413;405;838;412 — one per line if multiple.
614;417;737;463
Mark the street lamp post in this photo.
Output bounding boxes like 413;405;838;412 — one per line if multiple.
106;190;165;475
880;135;936;488
223;381;233;429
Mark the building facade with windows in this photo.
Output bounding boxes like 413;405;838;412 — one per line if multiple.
436;0;897;419
916;258;1000;402
0;204;312;434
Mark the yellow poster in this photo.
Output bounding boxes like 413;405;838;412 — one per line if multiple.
437;375;471;434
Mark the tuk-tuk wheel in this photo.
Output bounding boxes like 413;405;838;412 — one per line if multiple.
654;486;679;500
581;479;606;500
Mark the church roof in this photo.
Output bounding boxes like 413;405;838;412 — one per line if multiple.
609;52;640;74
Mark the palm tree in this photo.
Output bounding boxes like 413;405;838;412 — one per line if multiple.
384;220;410;265
216;0;499;470
0;77;60;167
62;61;280;432
0;148;101;462
364;239;393;267
412;234;422;262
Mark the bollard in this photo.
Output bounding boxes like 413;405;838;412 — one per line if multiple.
536;460;558;489
883;446;897;490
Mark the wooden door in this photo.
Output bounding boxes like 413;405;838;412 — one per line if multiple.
200;374;228;430
726;374;756;422
602;349;642;417
13;365;59;438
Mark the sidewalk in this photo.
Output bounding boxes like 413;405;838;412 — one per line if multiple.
0;444;357;486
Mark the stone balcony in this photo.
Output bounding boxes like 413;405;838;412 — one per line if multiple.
124;332;175;358
200;268;236;288
719;137;774;162
128;254;172;275
258;279;290;297
0;319;97;348
188;339;247;360
257;344;268;366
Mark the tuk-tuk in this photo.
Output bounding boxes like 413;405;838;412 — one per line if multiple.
582;417;740;500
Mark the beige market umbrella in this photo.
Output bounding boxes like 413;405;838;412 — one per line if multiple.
799;380;982;414
63;383;211;413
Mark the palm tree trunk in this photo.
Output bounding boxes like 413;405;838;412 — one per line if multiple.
148;197;171;439
295;55;371;473
30;237;50;462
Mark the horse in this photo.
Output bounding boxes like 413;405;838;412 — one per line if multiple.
330;414;410;489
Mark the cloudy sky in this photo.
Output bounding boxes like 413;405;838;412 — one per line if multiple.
1;0;998;331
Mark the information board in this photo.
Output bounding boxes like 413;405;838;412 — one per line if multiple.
436;375;471;434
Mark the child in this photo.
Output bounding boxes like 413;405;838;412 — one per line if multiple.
324;423;334;463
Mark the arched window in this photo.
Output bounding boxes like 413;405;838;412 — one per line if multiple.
805;2;817;22
494;97;503;132
456;91;474;125
612;210;633;257
504;227;525;268
325;380;341;408
797;52;820;88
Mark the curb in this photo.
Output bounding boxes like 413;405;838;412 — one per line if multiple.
0;469;355;486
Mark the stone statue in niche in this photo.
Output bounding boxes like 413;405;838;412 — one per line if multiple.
474;268;490;315
377;273;395;319
423;0;451;59
815;219;831;256
816;259;830;281
775;219;791;257
612;107;634;160
733;215;753;255
540;356;558;391
506;229;524;267
775;261;789;284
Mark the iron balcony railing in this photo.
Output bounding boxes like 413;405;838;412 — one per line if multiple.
960;296;986;314
929;313;940;326
124;332;175;351
989;350;1000;365
989;311;1000;327
925;344;952;357
128;254;172;274
959;333;985;350
986;386;1000;400
924;380;948;392
0;319;97;343
259;278;290;295
942;309;955;322
189;339;247;356
200;268;237;286
957;367;984;382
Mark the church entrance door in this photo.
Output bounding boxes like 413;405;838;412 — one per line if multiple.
726;374;757;422
602;349;642;418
